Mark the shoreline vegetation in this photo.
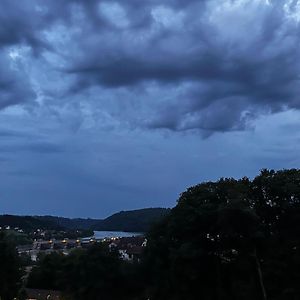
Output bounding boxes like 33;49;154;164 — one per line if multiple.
1;169;300;299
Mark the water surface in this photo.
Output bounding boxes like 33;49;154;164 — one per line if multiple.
93;231;142;239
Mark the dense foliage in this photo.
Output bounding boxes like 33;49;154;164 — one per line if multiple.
0;232;22;300
27;244;144;300
2;229;32;245
144;169;300;300
3;169;300;300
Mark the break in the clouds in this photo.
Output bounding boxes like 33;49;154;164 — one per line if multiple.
0;0;300;217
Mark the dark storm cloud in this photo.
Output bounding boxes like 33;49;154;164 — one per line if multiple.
61;0;300;133
0;0;300;133
0;60;35;109
0;0;299;218
0;0;98;49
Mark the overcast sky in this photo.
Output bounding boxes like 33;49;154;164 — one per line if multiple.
0;0;299;218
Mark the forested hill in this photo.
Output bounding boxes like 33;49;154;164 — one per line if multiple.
0;208;170;232
92;208;171;232
0;215;61;231
35;216;99;230
36;208;170;232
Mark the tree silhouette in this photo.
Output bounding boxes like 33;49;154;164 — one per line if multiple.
0;232;21;300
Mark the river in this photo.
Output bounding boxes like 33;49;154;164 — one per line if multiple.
93;231;142;239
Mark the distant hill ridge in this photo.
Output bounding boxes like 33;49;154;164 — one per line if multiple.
92;208;171;232
34;216;99;230
0;208;170;232
0;215;62;231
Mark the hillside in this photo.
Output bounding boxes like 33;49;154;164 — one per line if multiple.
35;216;100;230
92;208;171;232
0;208;171;233
0;215;61;231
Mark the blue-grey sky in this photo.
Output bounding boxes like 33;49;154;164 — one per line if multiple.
0;0;300;218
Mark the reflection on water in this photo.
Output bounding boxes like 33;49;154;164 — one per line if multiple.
93;231;142;239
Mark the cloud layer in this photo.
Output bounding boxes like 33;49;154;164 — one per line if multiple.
0;0;300;216
1;0;300;133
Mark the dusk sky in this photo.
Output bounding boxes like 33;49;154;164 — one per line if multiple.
0;0;300;218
